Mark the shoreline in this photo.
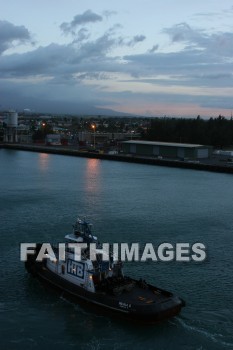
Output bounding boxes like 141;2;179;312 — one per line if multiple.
1;143;233;174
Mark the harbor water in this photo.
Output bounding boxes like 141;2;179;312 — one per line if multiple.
0;149;233;350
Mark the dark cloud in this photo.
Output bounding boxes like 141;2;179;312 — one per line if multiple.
124;48;233;89
1;18;233;115
0;16;147;82
127;35;146;46
163;22;233;56
0;29;124;81
112;34;146;48
0;43;76;77
73;28;90;42
71;32;119;60
163;22;210;49
122;22;233;90
60;10;102;34
0;20;32;54
148;44;159;53
125;50;215;74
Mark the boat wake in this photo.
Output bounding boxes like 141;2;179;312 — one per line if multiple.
175;317;233;348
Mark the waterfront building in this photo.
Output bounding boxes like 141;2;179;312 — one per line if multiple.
121;140;212;159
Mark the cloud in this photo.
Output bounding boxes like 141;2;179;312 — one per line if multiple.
127;35;146;46
0;28;124;81
123;47;233;90
1;17;233;116
0;20;32;54
0;43;75;77
163;22;233;56
193;6;233;19
72;28;90;43
102;10;117;19
164;22;199;44
148;44;159;53
60;10;102;34
121;22;233;89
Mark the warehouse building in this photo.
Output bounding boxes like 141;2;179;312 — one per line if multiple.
121;141;212;159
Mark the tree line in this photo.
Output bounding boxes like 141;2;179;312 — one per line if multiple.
144;116;233;147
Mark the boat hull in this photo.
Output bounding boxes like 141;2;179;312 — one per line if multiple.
25;256;185;323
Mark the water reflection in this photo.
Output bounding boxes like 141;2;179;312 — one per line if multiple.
38;153;49;172
84;159;101;193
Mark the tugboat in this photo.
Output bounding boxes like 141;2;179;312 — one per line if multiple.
25;218;185;322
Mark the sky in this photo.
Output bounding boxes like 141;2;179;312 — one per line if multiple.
1;0;233;117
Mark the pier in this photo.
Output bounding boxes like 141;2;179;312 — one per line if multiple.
1;143;233;174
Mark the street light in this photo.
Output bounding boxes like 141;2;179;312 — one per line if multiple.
91;124;96;149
